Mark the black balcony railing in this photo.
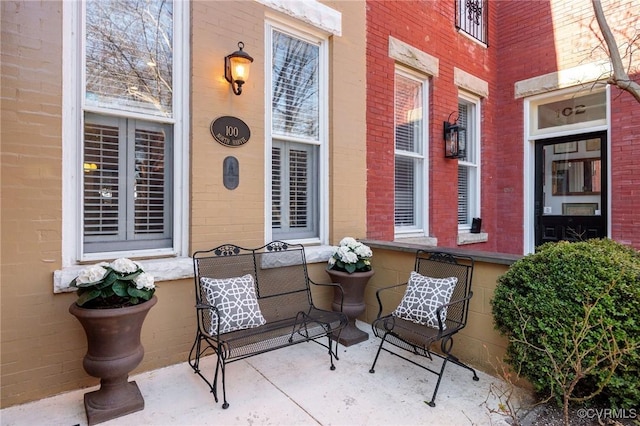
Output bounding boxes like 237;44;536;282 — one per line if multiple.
456;0;488;45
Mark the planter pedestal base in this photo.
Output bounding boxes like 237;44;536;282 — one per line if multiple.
84;380;144;426
333;323;368;347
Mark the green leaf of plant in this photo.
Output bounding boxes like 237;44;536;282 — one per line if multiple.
127;287;150;299
112;281;129;297
119;270;142;281
76;289;101;306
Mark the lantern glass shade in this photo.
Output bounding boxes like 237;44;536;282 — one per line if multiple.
224;42;253;95
229;56;251;83
444;121;463;159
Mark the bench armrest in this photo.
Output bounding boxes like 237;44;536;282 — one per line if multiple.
310;279;344;311
195;300;222;336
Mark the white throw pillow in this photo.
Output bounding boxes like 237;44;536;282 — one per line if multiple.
200;274;266;334
392;271;458;329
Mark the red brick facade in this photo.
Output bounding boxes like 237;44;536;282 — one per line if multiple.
366;0;639;254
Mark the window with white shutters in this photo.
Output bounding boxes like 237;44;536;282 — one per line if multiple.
272;141;317;239
269;25;324;241
457;97;480;229
394;69;427;235
83;114;172;253
82;0;174;254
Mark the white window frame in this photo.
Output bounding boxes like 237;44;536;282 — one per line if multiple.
393;66;429;238
264;19;329;245
457;92;481;232
61;0;189;266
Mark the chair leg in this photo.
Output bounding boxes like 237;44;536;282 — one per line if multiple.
369;332;388;373
426;356;449;407
327;335;337;370
441;335;479;381
188;331;201;371
217;356;229;409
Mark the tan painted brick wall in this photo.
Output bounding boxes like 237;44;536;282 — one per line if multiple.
1;0;366;408
190;0;368;252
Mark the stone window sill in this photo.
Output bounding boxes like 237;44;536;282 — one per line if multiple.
457;232;489;245
53;245;335;294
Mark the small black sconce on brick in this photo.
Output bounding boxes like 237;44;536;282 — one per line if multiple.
443;112;466;159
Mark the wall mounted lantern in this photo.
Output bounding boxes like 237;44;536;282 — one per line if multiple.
443;112;465;159
224;41;253;96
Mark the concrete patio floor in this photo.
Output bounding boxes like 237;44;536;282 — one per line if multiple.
1;322;522;426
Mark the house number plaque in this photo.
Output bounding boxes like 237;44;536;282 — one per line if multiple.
210;116;250;147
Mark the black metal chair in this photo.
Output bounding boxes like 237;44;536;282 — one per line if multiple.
369;250;479;407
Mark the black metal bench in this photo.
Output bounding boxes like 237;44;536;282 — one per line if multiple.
369;250;479;407
188;241;348;409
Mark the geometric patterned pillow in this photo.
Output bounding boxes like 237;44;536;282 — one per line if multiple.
200;274;266;334
392;271;458;330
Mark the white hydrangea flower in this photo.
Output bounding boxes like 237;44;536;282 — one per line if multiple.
111;258;139;274
76;264;108;284
339;237;358;247
328;257;336;266
354;243;372;258
134;272;155;290
337;246;358;263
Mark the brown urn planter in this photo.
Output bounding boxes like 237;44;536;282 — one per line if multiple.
69;295;157;425
326;268;374;346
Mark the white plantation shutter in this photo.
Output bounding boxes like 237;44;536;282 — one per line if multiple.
133;126;170;235
272;141;317;239
288;148;309;229
394;72;424;230
272;146;282;229
84;120;122;238
83;114;172;253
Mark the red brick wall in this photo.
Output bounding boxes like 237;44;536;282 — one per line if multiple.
366;0;498;250
495;0;640;253
610;84;640;247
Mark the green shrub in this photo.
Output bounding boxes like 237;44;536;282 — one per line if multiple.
492;239;640;410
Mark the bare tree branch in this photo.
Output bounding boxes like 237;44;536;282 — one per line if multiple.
592;0;640;102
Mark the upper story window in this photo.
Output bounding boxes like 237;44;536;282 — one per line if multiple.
394;68;428;236
456;0;488;45
64;0;188;263
457;95;481;230
267;24;327;243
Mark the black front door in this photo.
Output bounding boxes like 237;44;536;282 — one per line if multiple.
534;132;607;247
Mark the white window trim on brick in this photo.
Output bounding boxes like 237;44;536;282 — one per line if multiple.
457;92;487;243
264;19;329;245
393;66;429;239
57;0;190;292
